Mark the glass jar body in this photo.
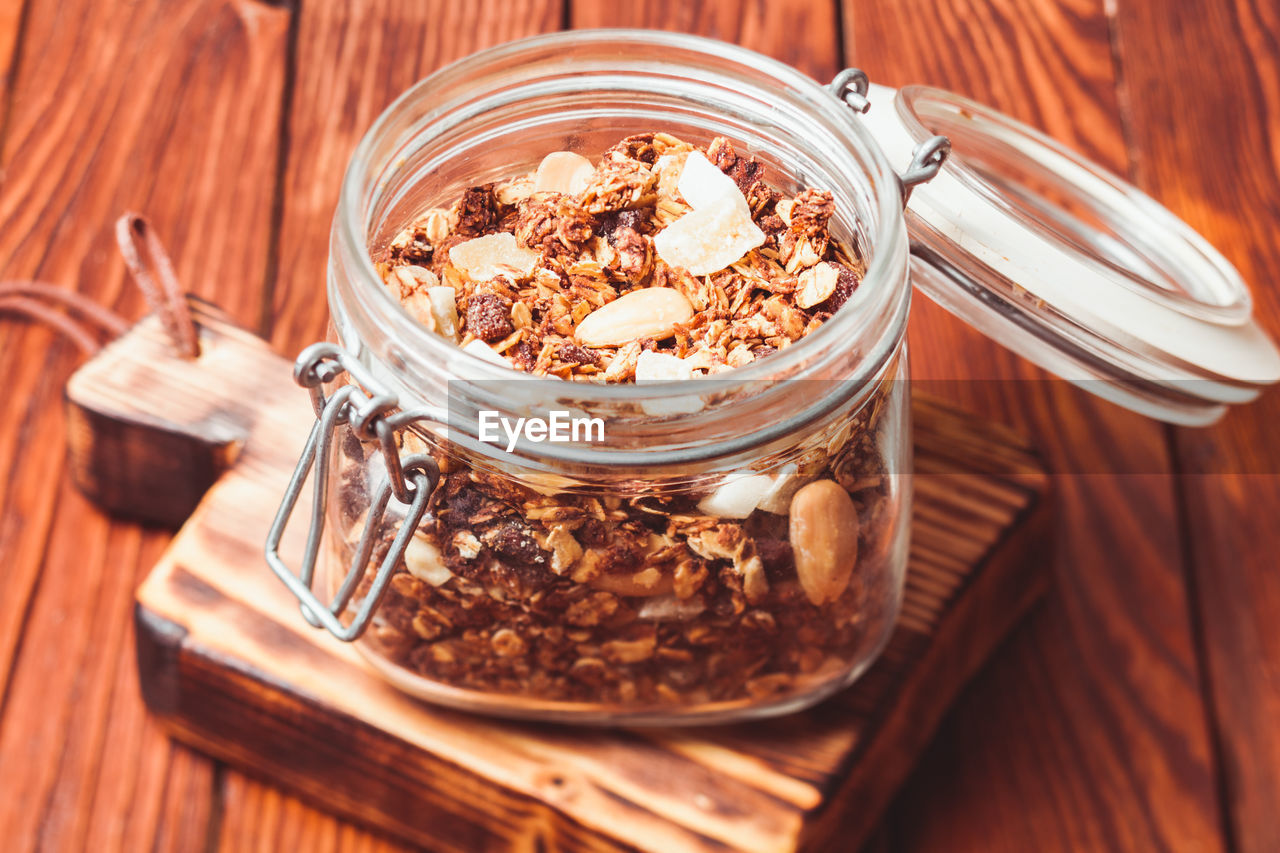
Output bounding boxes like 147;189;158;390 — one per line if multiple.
322;351;910;723
316;30;914;723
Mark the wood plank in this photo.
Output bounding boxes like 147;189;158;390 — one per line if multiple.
0;0;24;103
239;1;566;845
570;1;841;81
0;0;290;849
1109;1;1280;850
839;0;1229;850
123;294;1049;852
214;777;411;853
266;0;564;355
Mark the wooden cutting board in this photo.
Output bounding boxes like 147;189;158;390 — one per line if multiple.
68;302;1051;853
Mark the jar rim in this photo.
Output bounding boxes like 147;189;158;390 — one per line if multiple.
331;29;911;461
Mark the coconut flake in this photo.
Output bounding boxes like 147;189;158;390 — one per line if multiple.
677;151;745;211
634;350;695;382
654;202;765;275
654;151;766;275
424;285;459;339
635;350;703;415
758;463;806;514
696;472;775;519
404;534;453;586
461;338;509;366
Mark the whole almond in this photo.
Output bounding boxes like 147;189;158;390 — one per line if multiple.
534;151;594;195
574;287;694;347
796;261;839;309
788;479;859;605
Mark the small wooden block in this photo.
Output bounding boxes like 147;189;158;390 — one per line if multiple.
64;298;278;526
107;307;1050;853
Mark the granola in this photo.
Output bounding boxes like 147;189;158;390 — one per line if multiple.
341;132;897;710
380;132;863;383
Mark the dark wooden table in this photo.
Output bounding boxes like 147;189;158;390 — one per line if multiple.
1;1;1277;851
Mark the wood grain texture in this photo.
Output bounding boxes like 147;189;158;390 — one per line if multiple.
125;304;1048;852
841;0;1227;850
214;776;411;853
571;0;841;81
0;0;23;100
1;0;1275;849
266;0;564;355
63;299;266;526
0;0;288;849
1109;2;1280;850
235;2;567;846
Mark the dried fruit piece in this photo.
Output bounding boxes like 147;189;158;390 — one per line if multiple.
449;232;539;281
654;201;765;275
534;151;595;195
574;287;693;347
788;480;859;605
796;262;840;309
655;151;766;275
635;350;704;415
466;292;515;342
697;472;774;519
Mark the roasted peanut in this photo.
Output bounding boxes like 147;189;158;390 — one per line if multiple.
788;479;859;605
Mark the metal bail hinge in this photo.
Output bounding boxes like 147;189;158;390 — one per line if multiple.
828;68;871;113
899;135;951;203
827;69;951;204
265;342;441;642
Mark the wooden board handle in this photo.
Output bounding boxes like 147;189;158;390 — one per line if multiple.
63;298;278;526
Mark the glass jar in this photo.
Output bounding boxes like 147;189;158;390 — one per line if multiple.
266;30;1280;725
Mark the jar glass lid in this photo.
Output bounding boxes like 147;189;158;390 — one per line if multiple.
857;83;1280;425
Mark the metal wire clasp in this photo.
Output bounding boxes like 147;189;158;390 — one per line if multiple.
898;135;950;203
828;68;871;113
827;68;951;203
265;342;441;642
